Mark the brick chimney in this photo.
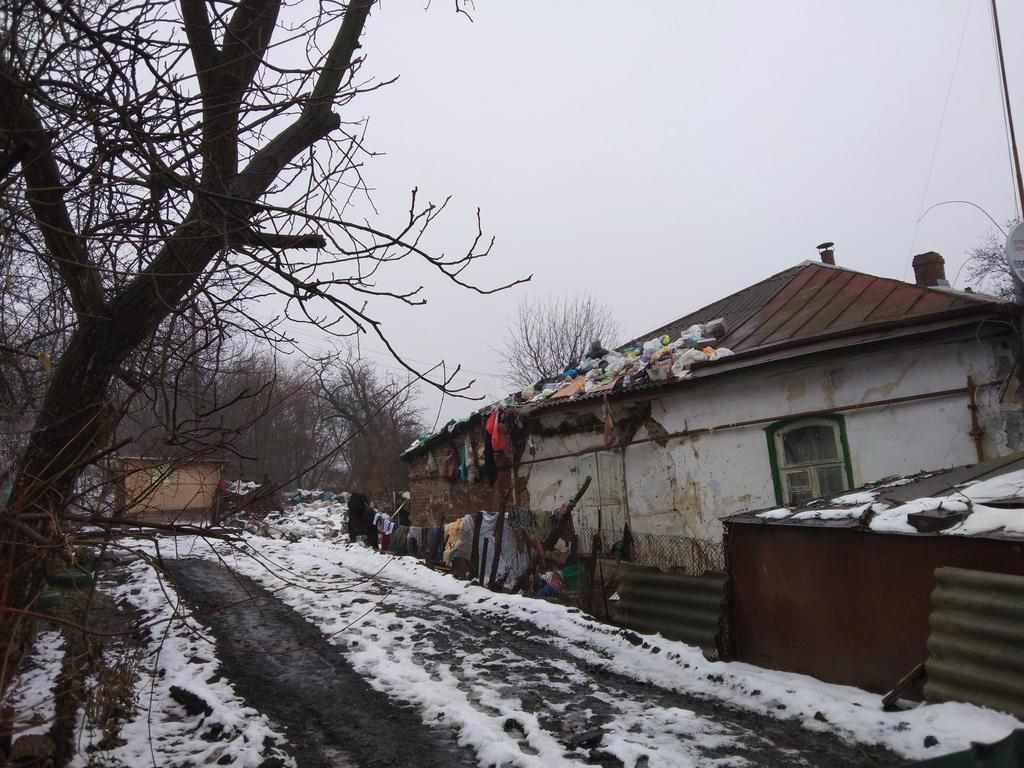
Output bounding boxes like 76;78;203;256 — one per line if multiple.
816;241;835;265
912;251;947;287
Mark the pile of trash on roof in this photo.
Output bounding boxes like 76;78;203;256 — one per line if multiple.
525;317;733;404
403;319;733;455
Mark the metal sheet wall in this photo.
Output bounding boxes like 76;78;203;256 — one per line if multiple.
610;565;727;655
926;567;1024;718
725;523;1024;693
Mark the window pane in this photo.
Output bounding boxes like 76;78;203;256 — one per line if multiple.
816;464;848;497
781;425;839;465
784;469;813;506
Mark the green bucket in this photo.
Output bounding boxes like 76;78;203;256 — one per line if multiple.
562;563;579;591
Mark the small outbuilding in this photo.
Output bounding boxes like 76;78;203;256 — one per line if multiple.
114;456;224;523
723;453;1024;695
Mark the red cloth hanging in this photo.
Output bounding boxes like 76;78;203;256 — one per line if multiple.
486;409;510;453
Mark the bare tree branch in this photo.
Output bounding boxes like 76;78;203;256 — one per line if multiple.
501;295;618;387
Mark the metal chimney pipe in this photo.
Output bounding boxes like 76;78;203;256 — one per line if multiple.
816;242;835;265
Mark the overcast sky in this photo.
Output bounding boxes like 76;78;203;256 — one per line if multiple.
293;1;1024;427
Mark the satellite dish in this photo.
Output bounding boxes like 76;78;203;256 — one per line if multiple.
1007;221;1024;285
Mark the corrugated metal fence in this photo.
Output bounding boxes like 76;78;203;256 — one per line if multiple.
926;567;1024;718
610;566;727;656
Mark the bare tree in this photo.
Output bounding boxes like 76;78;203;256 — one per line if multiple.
0;0;524;690
501;295;618;387
963;221;1019;299
314;353;422;500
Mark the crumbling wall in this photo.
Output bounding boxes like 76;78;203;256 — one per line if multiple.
520;332;1019;543
405;424;526;526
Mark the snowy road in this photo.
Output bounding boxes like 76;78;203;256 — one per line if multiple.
161;537;913;768
163;558;476;767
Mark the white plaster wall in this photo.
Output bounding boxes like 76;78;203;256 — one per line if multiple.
846;399;975;482
520;334;1018;543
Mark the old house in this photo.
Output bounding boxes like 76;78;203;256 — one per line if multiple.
402;250;1024;556
114;456;225;523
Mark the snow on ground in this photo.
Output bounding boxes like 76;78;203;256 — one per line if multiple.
73;556;295;768
166;531;1023;763
1;630;64;739
176;536;758;767
243;499;348;541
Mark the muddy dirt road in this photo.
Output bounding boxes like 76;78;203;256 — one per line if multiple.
163;559;476;768
166;556;902;768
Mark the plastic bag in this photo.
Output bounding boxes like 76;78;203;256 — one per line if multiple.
671;347;707;377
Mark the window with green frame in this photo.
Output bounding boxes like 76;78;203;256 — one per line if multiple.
766;416;854;506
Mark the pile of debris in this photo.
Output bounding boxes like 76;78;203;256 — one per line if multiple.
404;319;732;455
230;495;348;542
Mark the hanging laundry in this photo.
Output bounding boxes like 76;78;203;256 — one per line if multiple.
603;395;617;449
477;510;531;590
443;445;459;481
426;527;444;563
482;428;497;484
465;433;478;483
486;409;510;453
443;517;464;563
374;512;396;536
392;526;409;554
407;526;425;556
445;514;475;564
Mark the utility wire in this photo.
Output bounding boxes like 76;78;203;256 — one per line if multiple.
904;0;972;282
990;0;1024;219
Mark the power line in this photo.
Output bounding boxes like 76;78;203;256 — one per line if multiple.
990;0;1024;219
904;0;972;282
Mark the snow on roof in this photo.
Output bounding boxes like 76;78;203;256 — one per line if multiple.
732;453;1024;539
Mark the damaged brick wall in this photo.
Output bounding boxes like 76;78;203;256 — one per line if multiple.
405;424;528;526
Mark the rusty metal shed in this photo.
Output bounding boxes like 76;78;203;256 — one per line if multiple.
722;454;1024;694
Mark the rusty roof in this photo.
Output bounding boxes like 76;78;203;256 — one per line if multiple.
622;265;803;349
404;261;1009;456
630;261;999;354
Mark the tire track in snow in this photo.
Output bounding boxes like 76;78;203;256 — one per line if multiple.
163;559;478;768
200;541;900;768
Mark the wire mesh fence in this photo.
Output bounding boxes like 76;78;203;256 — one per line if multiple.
505;506;725;575
577;525;725;575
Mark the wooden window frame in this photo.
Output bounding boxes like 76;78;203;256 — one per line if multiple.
766;415;855;507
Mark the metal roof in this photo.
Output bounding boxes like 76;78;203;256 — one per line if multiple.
719;262;994;352
621;265;803;349
724;452;1024;539
404;261;1009;457
627;261;997;354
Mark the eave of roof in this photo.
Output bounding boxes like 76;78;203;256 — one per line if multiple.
402;261;1011;457
519;301;1013;415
